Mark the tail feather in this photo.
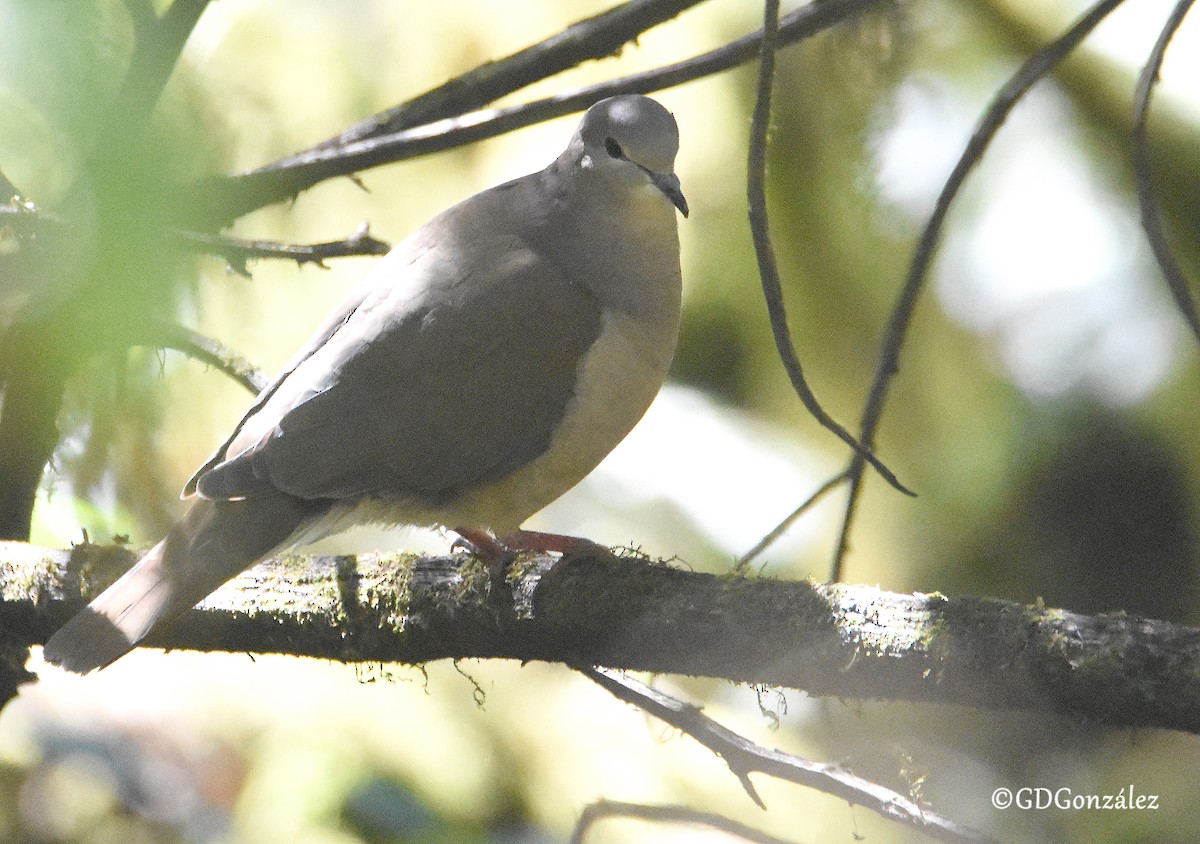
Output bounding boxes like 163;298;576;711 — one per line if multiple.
43;494;327;673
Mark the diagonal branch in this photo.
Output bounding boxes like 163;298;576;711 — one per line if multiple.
98;0;211;151
581;667;994;844
145;320;268;394
1131;0;1200;344
185;0;885;228
299;0;708;156
831;0;1130;580
734;470;849;573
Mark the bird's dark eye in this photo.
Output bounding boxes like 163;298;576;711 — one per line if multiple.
604;137;624;159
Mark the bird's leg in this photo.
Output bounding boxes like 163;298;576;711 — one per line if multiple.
452;527;609;560
451;526;516;596
451;526;508;559
451;527;612;592
453;526;615;609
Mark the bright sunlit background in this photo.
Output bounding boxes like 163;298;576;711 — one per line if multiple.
3;0;1200;841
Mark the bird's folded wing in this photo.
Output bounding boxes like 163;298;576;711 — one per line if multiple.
182;272;383;498
192;232;604;506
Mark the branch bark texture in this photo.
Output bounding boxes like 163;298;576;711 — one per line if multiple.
6;541;1200;734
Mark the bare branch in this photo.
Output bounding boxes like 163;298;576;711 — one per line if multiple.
831;0;1130;580
178;223;391;275
1131;0;1200;344
300;0;709;156
12;541;1200;734
746;0;911;498
571;800;800;844
145;320;268;394
582;668;994;844
186;0;886;228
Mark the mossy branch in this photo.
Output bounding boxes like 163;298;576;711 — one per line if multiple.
4;540;1200;734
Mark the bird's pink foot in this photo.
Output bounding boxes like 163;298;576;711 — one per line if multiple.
451;527;510;561
452;527;608;559
451;527;610;592
498;529;609;557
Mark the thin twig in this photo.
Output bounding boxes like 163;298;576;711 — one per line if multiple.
830;0;1130;580
580;667;995;844
145;320;268;394
746;0;911;497
1131;0;1200;344
178;223;391;275
734;471;849;573
187;0;884;228
571;800;799;844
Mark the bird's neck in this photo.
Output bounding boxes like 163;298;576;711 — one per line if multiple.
532;162;682;323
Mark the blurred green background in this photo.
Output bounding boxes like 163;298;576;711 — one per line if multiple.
3;0;1200;841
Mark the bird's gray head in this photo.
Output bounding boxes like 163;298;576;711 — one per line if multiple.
569;95;688;218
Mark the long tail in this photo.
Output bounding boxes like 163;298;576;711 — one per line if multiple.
43;494;327;674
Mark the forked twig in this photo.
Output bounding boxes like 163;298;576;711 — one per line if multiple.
735;471;849;573
1131;0;1200;344
746;0;911;497
831;0;1130;580
580;667;995;844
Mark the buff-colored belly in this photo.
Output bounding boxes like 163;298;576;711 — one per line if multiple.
442;306;677;533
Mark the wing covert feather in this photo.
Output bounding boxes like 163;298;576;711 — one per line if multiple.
195;222;603;506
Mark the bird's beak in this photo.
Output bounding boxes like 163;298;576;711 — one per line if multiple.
650;171;689;218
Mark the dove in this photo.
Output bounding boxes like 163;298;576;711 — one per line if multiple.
43;94;687;673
